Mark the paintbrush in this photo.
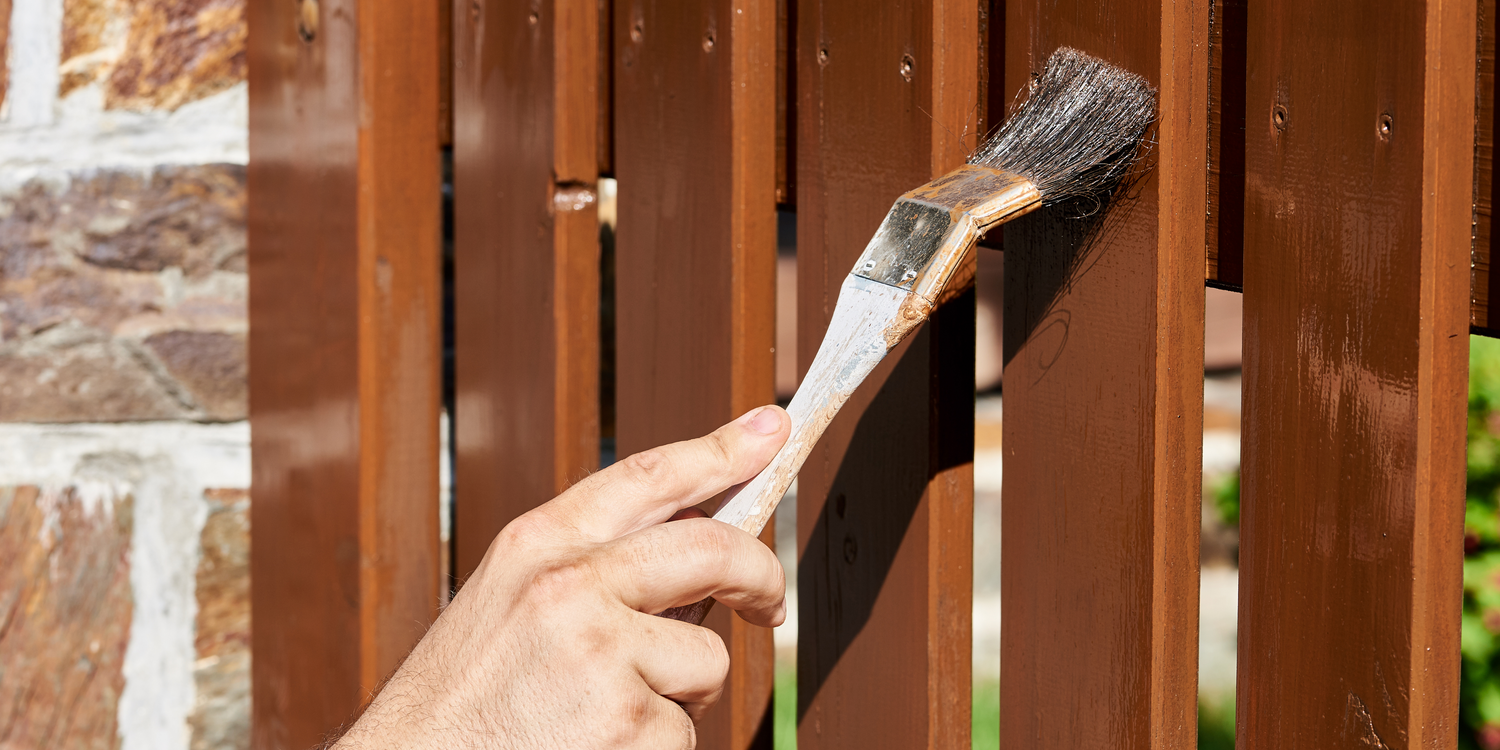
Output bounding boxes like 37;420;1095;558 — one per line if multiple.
664;46;1156;624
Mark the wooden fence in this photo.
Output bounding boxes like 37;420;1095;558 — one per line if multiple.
245;0;1482;747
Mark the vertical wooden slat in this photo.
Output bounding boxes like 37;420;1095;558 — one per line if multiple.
453;0;600;580
247;0;443;744
598;0;615;177
999;1;1208;747
1476;0;1496;332
1205;0;1246;288
794;2;975;747
439;0;454;147
613;1;777;746
775;0;795;208
1237;0;1472;746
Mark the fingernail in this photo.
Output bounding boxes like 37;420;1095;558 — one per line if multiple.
746;406;782;435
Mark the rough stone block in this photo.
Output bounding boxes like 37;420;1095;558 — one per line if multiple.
190;487;250;750
146;331;247;421
0;485;133;749
0;324;194;421
0;165;248;422
56;0;246;111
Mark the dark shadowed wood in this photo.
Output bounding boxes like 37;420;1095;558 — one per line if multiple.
1205;0;1245;288
439;0;453;147
999;3;1207;748
794;2;975;747
247;0;443;744
613;1;777;746
1477;0;1496;333
452;0;600;581
598;0;614;176
1237;0;1471;747
775;0;795;208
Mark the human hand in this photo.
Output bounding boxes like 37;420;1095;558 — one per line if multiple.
333;405;791;750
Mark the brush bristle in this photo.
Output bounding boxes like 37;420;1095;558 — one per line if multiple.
969;47;1156;206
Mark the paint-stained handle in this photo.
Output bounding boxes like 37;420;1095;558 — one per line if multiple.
659;276;925;625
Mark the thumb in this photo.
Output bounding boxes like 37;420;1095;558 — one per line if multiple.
543;405;790;541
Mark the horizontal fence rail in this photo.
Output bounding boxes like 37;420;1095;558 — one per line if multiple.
246;0;1482;746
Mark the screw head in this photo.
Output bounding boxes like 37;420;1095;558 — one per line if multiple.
296;0;319;42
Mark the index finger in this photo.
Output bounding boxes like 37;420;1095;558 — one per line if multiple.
541;406;789;541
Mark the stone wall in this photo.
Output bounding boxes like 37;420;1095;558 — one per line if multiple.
0;0;250;747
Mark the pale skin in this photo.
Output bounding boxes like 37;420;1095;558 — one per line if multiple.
332;405;791;750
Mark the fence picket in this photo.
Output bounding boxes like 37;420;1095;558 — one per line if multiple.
612;1;779;746
247;0;443;743
1236;0;1473;745
998;2;1209;747
793;2;976;746
453;0;601;581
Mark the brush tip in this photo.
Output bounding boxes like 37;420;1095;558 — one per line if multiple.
970;47;1156;208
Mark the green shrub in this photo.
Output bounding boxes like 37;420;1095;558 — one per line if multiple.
1463;336;1500;749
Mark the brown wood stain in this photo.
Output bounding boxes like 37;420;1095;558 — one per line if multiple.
247;0;443;743
452;0;600;581
613;1;778;746
1477;0;1497;333
1237;0;1472;746
999;2;1208;748
794;1;976;747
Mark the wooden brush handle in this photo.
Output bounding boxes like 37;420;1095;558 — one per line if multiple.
659;276;927;625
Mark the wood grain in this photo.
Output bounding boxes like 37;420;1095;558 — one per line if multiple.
1205;0;1246;288
247;0;443;743
452;0;600;581
999;2;1208;748
613;1;777;746
1236;0;1472;746
794;1;976;746
1477;0;1496;333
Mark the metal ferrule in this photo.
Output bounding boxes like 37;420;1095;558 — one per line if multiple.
851;164;1041;305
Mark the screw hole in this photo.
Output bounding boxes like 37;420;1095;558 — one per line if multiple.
1272;104;1288;131
899;53;915;82
702;31;715;52
296;0;319;42
1378;113;1393;140
843;535;858;564
631;20;644;43
835;493;846;518
528;10;538;25
818;47;830;66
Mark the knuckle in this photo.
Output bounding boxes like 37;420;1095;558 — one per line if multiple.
620;449;675;491
701;432;737;476
524;556;595;607
494;512;549;551
610;691;657;734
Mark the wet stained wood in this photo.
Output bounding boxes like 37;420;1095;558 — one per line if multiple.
999;2;1207;748
1237;0;1472;746
794;2;975;747
613;1;777;745
247;0;443;743
453;0;600;580
1477;0;1496;333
